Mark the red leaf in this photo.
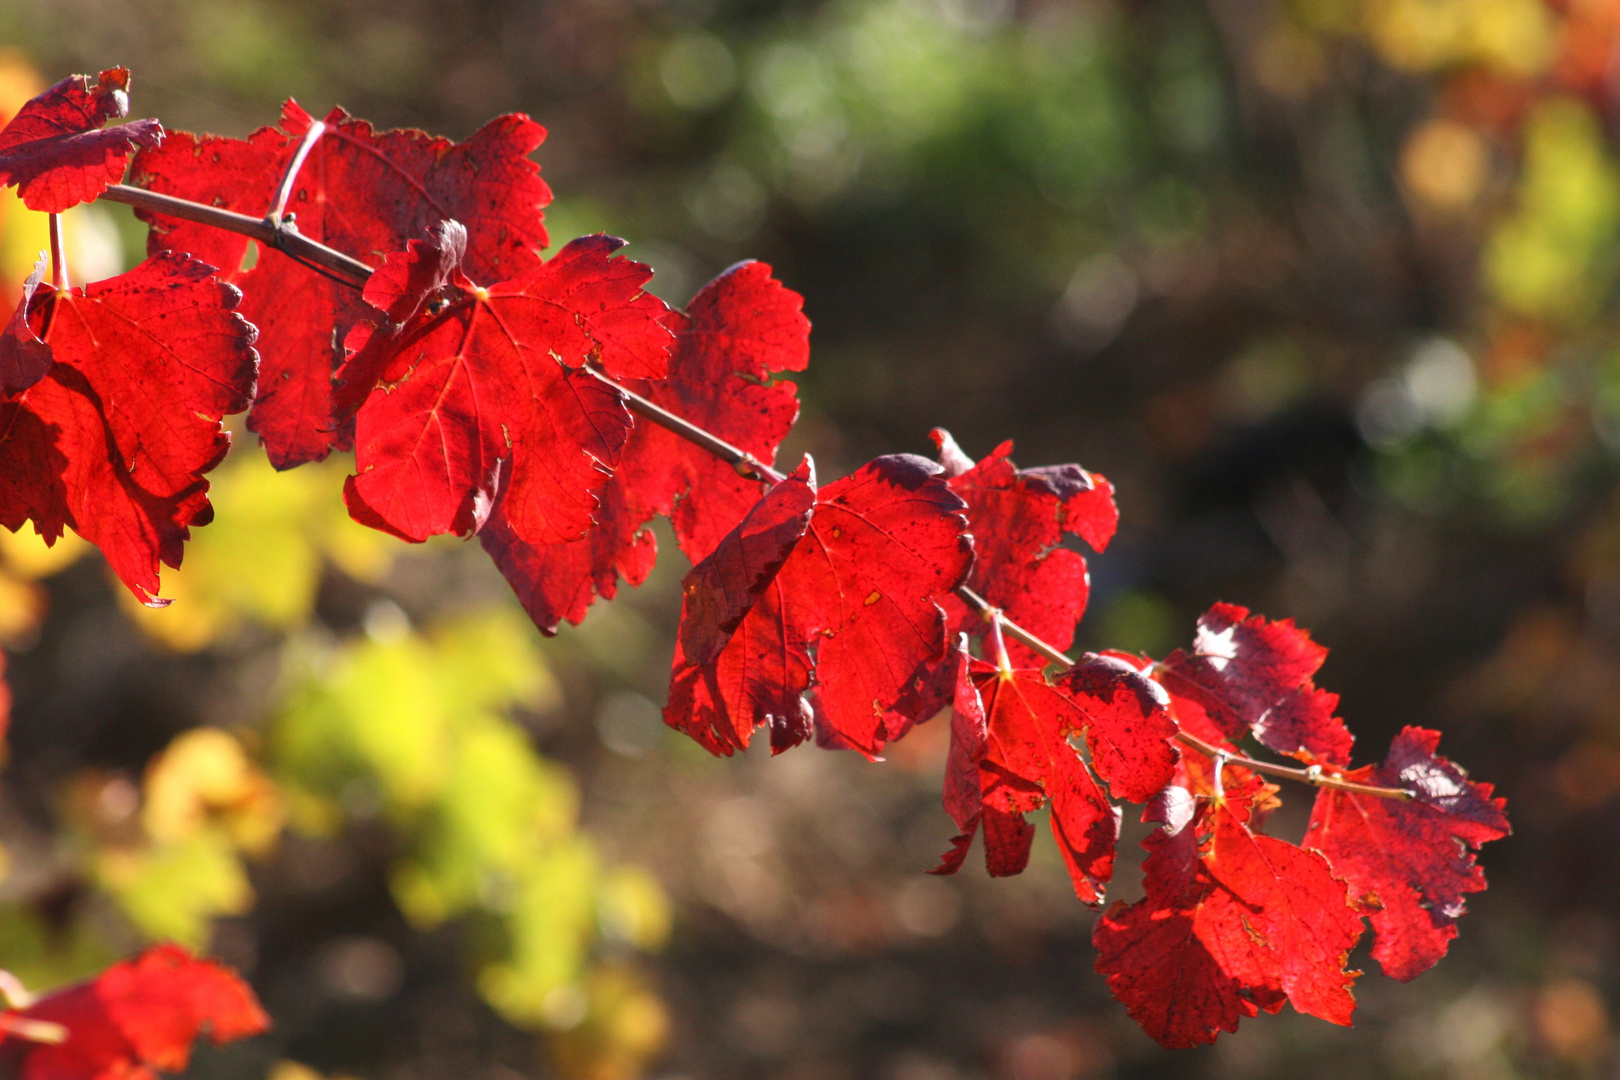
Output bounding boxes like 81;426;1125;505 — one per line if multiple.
1157;602;1354;765
646;263;812;564
1304;726;1510;981
133;102;551;467
2;943;267;1080
479;475;659;635
333;219;469;417
0;254;257;604
983;804;1037;876
679;461;816;666
0;68;162;213
1054;654;1179;803
665;454;971;757
341;234;670;544
797;457;972;754
481;262;809;635
931;432;1117;668
0;257;52;395
978;661;1120;902
932;637;985;873
1094;778;1365;1048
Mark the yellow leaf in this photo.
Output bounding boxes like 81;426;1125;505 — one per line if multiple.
143;728;284;855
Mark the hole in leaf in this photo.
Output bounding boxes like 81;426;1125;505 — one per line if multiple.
238;240;259;273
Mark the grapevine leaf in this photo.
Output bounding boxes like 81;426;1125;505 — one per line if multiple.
333;218;469;416
665;581;815;756
133;102;551;467
678;461;816;667
1094;777;1365;1048
340;234;670;544
480;260;810;634
0;253;258;604
0;255;51;394
1054;653;1180;803
934;658;1121;904
1304;726;1510;981
931;637;985;875
932;431;1118;667
479;475;659;635
795;456;972;755
1;943;268;1080
0;68;162;213
644;262;811;563
1157;602;1354;765
665;455;970;758
983;804;1037;876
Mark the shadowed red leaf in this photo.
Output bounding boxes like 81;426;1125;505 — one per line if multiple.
1;943;268;1080
0;256;52;395
1156;602;1354;765
0;68;162;213
666;454;970;757
1304;726;1510;981
679;461;816;666
932;638;985;875
133;102;551;467
1095;777;1364;1048
340;234;669;544
0;253;257;604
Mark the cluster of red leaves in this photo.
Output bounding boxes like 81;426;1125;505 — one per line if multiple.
0;67;1513;1056
0;944;266;1080
0;70;255;605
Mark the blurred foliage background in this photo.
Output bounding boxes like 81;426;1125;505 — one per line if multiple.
0;0;1617;1075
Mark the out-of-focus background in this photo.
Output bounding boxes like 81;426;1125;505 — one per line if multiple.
0;0;1614;1076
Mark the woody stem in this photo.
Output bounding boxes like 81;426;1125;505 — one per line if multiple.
957;585;1414;800
98;185;372;285
265;120;326;225
47;214;67;291
88;186;1416;803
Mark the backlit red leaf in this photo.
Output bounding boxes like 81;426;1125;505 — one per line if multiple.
1156;602;1354;765
665;454;970;757
1;943;268;1080
796;457;972;755
931;651;1123;904
1095;778;1364;1048
1304;726;1510;981
0;68;162;213
482;263;812;635
932;430;1117;667
133;102;550;467
341;234;669;544
0;253;257;604
1054;654;1179;803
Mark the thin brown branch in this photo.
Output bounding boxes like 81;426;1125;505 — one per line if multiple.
265;120;326;225
88;182;1415;803
958;586;1413;801
99;184;373;287
586;369;786;485
1176;728;1414;801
